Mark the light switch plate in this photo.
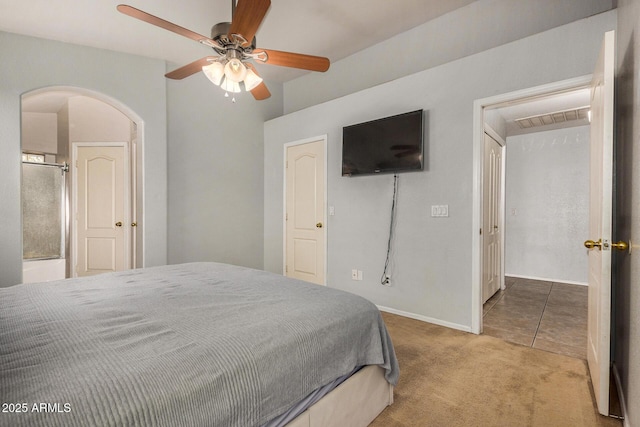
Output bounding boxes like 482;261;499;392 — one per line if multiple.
431;205;449;217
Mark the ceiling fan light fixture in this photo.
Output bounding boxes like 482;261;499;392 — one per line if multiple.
243;68;263;91
118;1;329;102
224;58;248;83
202;61;225;85
221;78;242;93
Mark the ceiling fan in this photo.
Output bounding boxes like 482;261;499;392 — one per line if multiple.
117;0;330;101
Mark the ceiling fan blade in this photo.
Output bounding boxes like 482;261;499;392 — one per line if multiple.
117;4;221;49
245;63;271;100
228;0;271;46
166;57;216;80
253;49;330;72
250;82;271;100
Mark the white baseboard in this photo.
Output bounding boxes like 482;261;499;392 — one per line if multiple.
612;363;629;426
376;305;472;333
505;273;587;286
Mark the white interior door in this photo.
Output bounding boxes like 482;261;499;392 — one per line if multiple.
482;132;503;303
285;139;326;285
585;30;615;416
75;144;130;277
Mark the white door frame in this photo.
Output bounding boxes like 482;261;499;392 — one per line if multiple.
283;135;328;284
71;142;132;277
471;75;593;334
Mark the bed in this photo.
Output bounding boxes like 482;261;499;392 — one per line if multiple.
0;262;399;426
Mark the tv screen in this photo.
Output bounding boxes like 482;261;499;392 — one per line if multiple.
342;109;424;176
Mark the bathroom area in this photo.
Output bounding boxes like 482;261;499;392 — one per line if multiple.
21;155;67;283
21;98;69;283
20;89;138;283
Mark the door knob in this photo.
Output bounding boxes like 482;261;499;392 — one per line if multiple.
584;239;601;250
316;222;323;228
611;241;629;252
131;222;137;227
115;221;123;227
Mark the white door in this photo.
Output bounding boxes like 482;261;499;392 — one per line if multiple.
584;30;615;416
75;144;130;276
482;132;503;303
285;140;326;285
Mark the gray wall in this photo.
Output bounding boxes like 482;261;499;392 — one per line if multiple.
615;0;640;423
167;69;282;269
0;31;168;286
284;0;616;113
505;126;590;284
264;12;616;330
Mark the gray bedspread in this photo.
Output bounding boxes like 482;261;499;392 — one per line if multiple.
0;262;398;426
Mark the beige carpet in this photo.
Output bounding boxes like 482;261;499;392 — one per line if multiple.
371;312;622;427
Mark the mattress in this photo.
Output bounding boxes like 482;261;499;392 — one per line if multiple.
0;262;398;426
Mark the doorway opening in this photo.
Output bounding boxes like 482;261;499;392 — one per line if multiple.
21;86;144;282
471;75;593;335
474;31;618;418
484;87;592;361
477;86;592;358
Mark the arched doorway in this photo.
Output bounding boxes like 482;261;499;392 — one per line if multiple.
21;86;144;282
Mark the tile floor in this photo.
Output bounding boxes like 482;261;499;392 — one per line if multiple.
483;276;588;359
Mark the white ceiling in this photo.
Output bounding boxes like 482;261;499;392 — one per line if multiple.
0;0;477;84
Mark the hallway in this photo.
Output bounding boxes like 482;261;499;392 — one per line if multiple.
483;276;587;359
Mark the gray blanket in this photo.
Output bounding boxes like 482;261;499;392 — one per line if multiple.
0;262;398;426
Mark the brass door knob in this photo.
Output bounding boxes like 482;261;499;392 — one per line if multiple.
115;221;123;227
611;241;629;252
316;222;323;228
131;222;137;227
584;239;602;250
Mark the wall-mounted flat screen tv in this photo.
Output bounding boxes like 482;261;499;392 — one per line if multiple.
342;109;424;176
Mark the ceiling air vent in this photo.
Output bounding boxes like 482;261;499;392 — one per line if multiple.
515;106;590;129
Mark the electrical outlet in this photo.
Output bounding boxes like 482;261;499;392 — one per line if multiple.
351;269;358;280
357;270;363;281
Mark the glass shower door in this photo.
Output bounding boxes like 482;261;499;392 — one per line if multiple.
22;163;65;260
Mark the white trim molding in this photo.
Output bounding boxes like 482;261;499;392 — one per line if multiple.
377;305;473;333
505;273;588;287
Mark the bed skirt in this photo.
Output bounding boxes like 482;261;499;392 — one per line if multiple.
287;365;393;427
